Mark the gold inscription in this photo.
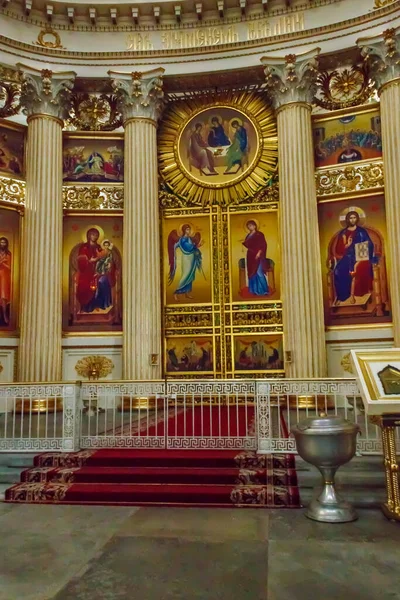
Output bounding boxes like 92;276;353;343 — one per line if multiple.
247;12;305;40
127;33;154;51
161;26;239;50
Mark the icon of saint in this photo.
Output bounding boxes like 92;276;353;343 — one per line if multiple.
188;123;217;175
225;120;248;174
242;220;270;296
329;211;375;305
0;236;11;326
207;117;230;147
168;225;204;301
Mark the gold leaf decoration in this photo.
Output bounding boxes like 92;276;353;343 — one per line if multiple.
315;65;374;111
158;92;278;207
316;161;384;197
341;352;354;375
63;185;123;210
0;361;3;375
75;355;114;380
67;93;123;132
0;176;25;206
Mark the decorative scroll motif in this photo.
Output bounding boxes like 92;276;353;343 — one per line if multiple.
359;28;400;91
165;312;213;329
231;307;282;327
316;162;384;197
0;361;3;374
0;176;25;206
19;68;76;120
262;50;319;109
315;65;375;111
0;67;22;118
75;355;114;380
34;27;65;49
67;93;123;131
62;185;123;210
341;352;354;374
110;68;164;122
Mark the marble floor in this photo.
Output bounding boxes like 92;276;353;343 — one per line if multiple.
0;503;399;600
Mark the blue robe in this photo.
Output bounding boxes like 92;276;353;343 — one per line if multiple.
208;124;230;147
174;236;202;295
333;226;374;302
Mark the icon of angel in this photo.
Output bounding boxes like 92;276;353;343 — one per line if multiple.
168;224;204;301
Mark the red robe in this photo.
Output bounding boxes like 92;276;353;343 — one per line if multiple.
243;230;267;279
76;242;101;306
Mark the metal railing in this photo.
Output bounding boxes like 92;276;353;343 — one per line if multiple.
0;378;387;454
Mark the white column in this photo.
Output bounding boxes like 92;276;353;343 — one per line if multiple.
17;66;76;381
262;51;327;377
110;69;164;380
359;28;400;345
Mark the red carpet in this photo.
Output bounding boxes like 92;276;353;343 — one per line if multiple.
5;407;300;508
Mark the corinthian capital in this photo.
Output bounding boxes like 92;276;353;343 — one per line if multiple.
109;68;165;123
358;28;400;92
261;49;320;110
16;64;76;121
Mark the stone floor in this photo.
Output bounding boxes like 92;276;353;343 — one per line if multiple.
0;503;399;600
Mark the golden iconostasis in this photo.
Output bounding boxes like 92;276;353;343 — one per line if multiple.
0;95;391;379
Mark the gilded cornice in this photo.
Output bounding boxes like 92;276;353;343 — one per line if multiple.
0;0;345;33
0;2;398;61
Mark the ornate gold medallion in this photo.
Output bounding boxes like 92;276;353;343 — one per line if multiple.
158;93;277;206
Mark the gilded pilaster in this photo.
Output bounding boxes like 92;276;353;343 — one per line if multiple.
110;68;164;380
359;28;400;345
17;65;76;381
262;50;327;377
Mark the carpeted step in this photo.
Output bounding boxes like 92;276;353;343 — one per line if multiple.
20;465;298;487
5;481;300;508
33;449;295;470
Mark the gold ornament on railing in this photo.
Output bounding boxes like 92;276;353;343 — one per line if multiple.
67;93;123;131
75;355;114;380
63;185;123;210
315;65;374;111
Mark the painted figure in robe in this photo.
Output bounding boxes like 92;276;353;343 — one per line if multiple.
168;225;203;301
76;229;116;312
226;121;247;173
188;123;217;174
207;117;230;147
331;211;375;305
0;237;11;325
242;220;269;296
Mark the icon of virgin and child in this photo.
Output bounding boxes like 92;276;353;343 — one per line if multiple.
70;228;121;321
187;114;248;176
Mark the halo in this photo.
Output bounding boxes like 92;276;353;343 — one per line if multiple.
229;117;243;128
243;218;259;233
158;92;278;206
178;222;196;236
339;207;366;227
82;225;104;243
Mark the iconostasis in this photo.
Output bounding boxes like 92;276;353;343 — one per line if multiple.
0;95;395;382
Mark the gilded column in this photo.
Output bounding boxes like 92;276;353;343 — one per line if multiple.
17;66;76;381
359;28;400;345
110;69;164;380
261;51;327;377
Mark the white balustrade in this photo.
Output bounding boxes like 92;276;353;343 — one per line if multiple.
0;378;388;454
